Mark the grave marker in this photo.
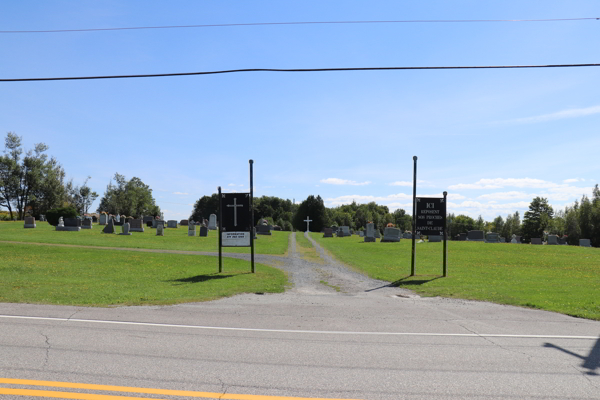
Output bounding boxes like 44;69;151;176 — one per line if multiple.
129;218;144;232
381;227;401;242
304;216;313;233
24;216;36;229
364;223;376;242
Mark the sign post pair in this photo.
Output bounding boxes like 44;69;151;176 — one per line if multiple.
218;160;255;273
411;156;448;277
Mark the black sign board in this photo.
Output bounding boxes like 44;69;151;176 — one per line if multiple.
415;197;446;236
220;192;251;247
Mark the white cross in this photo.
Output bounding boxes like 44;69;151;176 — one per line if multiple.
304;216;313;232
227;198;244;226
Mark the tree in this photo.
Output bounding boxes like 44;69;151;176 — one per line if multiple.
450;214;475;236
96;173;160;217
0;132;66;220
578;194;594;242
474;215;485;231
293;195;327;232
66;176;98;215
564;203;580;245
392;208;412;231
591;185;600;247
190;193;219;222
521;197;554;242
492;216;504;234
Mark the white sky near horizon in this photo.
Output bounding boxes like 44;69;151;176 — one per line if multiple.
1;1;599;221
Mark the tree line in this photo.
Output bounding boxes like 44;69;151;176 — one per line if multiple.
0;133;160;220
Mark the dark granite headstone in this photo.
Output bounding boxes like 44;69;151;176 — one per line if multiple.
486;233;499;243
531;238;542;245
381;227;401;242
81;219;93;229
579;239;591;247
428;235;442;243
557;237;567;245
547;235;558;245
323;228;333;238
167;220;178;228
180;219;189;226
102;218;115;234
199;226;208;237
99;214;108;225
24;216;36;228
129;218;144;232
467;230;484;241
257;225;271;235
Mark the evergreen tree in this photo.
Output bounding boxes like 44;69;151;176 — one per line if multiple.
190;193;219;222
293;195;327;232
522;197;553;242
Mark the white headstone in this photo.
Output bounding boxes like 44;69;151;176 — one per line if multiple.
156;223;164;236
115;214;120;222
188;222;196;237
208;214;217;230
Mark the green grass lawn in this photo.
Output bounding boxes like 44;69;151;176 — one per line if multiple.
311;233;600;320
294;232;323;264
0;221;289;255
0;242;287;306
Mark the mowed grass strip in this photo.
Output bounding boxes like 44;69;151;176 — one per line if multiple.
0;221;289;255
0;243;287;306
294;232;324;264
311;233;600;320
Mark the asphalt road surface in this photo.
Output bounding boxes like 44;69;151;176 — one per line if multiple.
0;233;598;400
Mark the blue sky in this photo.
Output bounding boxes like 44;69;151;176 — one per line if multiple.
1;1;599;221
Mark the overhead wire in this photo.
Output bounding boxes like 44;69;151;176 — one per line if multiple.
1;17;598;34
2;64;600;82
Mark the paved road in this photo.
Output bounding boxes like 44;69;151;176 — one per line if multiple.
0;233;598;399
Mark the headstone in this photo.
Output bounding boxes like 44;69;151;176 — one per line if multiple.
374;230;381;239
129;218;144;232
208;214;217;230
467;230;485;242
403;232;412;239
180;220;189;226
531;238;542;245
188;223;196;237
99;214;108;225
511;234;518;244
102;218;115;234
547;235;558;245
143;216;154;225
340;226;351;237
81;219;93;229
485;233;499;243
147;221;153;227
92;215;98;223
257;225;272;235
39;214;46;221
381;227;401;242
167;220;178;228
24;216;36;228
156;223;164;236
358;231;364;237
364;223;376;242
115;214;120;223
58;216;64;227
199;226;208;237
323;228;333;238
499;237;506;243
579;239;591;247
119;222;132;235
428;235;442;243
557;237;567;245
459;233;467;241
57;217;81;231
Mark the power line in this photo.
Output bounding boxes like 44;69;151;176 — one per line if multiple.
2;64;600;82
1;18;598;34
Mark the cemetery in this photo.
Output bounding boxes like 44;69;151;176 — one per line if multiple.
0;217;598;319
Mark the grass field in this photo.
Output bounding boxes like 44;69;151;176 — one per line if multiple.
311;233;600;320
294;232;324;264
0;242;287;306
0;221;289;255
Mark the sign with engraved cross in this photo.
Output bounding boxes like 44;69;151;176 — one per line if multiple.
415;197;446;236
221;192;251;247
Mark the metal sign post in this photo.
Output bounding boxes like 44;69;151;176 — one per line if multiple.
443;191;448;277
217;161;255;273
415;193;448;277
411;156;417;276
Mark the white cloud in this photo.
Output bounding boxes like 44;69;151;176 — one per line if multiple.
389;181;412;186
477;191;529;200
320;178;371;186
563;178;583;183
508;105;600;124
449;178;561;190
228;183;236;187
173;192;189;195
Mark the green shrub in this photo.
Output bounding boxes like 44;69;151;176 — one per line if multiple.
46;206;78;226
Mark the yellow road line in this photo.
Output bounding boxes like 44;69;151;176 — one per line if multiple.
0;378;362;400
